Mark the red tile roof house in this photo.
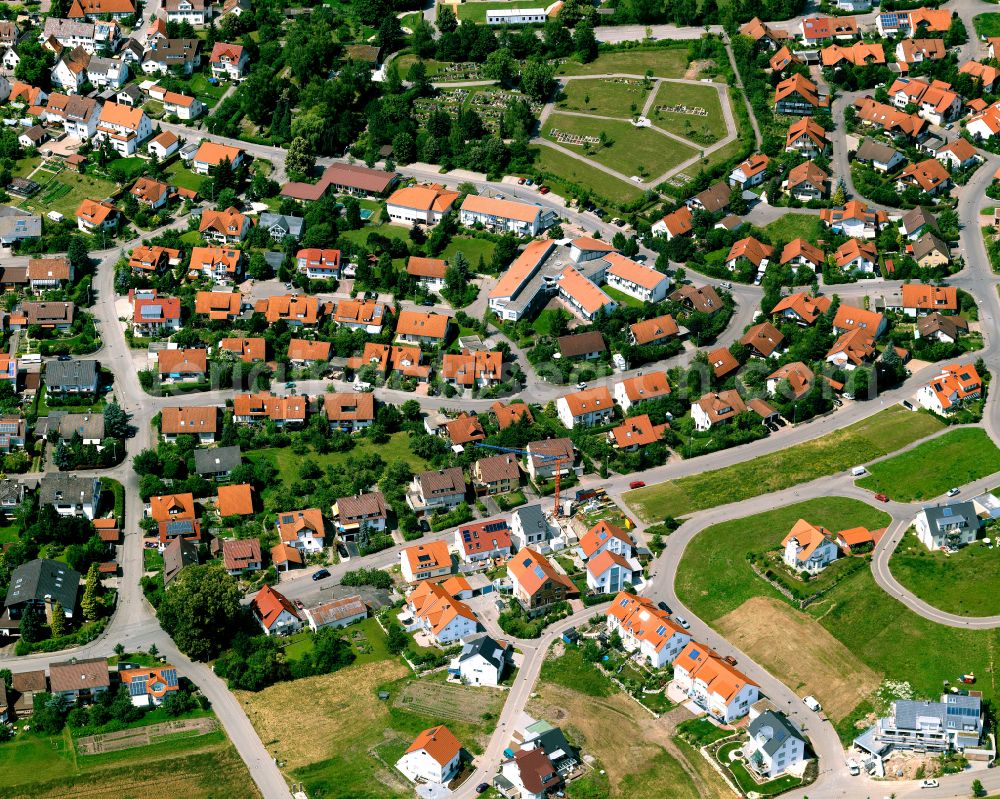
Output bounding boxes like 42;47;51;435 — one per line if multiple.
159;405;217;444
221;538;262;576
276;508;326;554
587;549;642;594
296;248;341;280
251;584;302;636
400;539;453;583
407;467;467;516
157;348;208;381
501;748;562;798
27;257;73;290
121;665;180;707
508;547;577;614
191;141;244;176
209;42;249;80
577;520;634;563
199;206;252;244
395;725;463;785
132;296;181;337
323;392;375;433
271;543;303;572
555;386;614;429
76;199;119;232
454;518;512;563
606;592;691;668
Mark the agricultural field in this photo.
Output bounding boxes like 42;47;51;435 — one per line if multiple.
856;428;1000;501
889;531;1000;616
0;726;258;799
675;497;1000;735
649;81;727;144
530;647;732;799
625;407;945;521
542;113;697;180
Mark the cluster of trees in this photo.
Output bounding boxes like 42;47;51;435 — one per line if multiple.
341;568;393;590
157;564;243;660
214;628;356;690
498;597;571;638
610;0;804;27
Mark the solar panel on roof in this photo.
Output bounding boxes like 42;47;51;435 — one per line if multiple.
166;519;193;535
141;305;163;318
128;679;146;697
533;565;545;579
689;649;700;659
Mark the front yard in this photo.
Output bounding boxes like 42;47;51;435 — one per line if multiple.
715;741;803;797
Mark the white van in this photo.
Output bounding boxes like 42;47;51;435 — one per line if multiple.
851;467;866;477
803;695;822;711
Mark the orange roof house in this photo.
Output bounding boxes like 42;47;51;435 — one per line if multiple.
219;337;265;361
395;310;450;343
826;328;876;369
195;291;242;320
216;483;255;517
629;314;678;346
157;348;207;376
401;539;453;582
832;304;885;337
916;363;981;413
149;492;195;522
821;42;884;67
740;321;784;357
251;584;301;634
771;292;831;326
441;349;502;387
254;294;321;325
491;401;533;429
779;240;826;273
726;237;773;270
900;283;957;314
445;413;486;446
188;247;243;281
287;338;332;362
508;547;577;609
76;199;118;228
707;347;739;378
199;207;251;241
609;414;668;449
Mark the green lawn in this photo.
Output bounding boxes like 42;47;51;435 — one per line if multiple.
35;385;106;416
164;160;205;193
440;0;547;22
339;222;410;247
890;532;1000;616
539;646;613;697
718;742;802;796
0;726;255;798
761;212;826;244
533;308;568;337
676;497;891;623
185;72;229;107
438;235;497;268
529;145;645;206
974;12;1000;36
18;170;119;218
649;81;727;144
393;55;453;78
555;45;691;79
857;428;1000;501
603;284;644;308
625;407;945;521
248;431;431;487
556;77;653;119
0;523;18;544
542;113;697;180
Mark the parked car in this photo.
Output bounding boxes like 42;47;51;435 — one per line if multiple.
294;599;304;610
675;616;690;629
657;601;672;614
629;480;646;489
517;178;525;184
946;487;960;497
576;381;588;390
539;186;550;194
312;568;330;581
803;695;822;712
525;179;533;186
920;780;939;788
901;400;916;411
874;493;889;503
57;355;72;361
419;519;430;532
476;784;490;794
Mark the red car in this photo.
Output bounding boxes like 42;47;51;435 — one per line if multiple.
539;186;550;194
874;493;889;503
629;480;646;489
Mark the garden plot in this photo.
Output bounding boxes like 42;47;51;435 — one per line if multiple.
394;679;505;723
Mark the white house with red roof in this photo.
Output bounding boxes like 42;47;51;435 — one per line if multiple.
296;248;340;280
250;584;302;636
586;550;641;593
576;520;633;562
603;252;670;303
209;42;248;79
915;363;982;414
406;580;478;645
395;725;463;785
454;518;512;563
729;154;770;188
781;519;840;574
606;592;691;667
673;641;760;722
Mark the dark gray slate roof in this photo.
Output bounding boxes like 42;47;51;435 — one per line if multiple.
921;501;979;533
458;634;507;670
260;213;303;238
44;359;98;390
39;473;99;506
748;710;805;756
4;558;80;611
194;445;242;475
894;694;981;731
513;504;548;536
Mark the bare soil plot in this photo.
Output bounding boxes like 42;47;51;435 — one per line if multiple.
394;679;505;724
716;596;881;721
76;717;216;755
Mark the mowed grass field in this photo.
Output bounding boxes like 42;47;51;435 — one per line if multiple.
555;45;691;79
761;212;826;244
557;77;651;118
531;649;732;799
625;407;945;521
974;12;1000;37
857;427;1000;501
542;113;697;179
241;658;503;799
649;81;727;143
890;531;1000;616
0;728;260;799
529;145;645;205
440;0;546;23
675;497;1000;736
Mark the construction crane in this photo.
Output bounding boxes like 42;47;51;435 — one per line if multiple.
475;443;571;517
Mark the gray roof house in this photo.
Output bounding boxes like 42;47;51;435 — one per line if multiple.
898;206;936;240
871;693;983;753
194;445;242;480
259;213;303;242
0;206;41;244
854;137;906;172
40;473;102;519
450;634;511;685
510;504;553;551
44;359;99;396
163;538;199;586
914;501;980;551
745;710;807;778
0;478;24;512
2;559;80;633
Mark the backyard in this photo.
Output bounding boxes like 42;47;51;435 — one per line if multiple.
541;113;697;180
856;427;1000;501
974;12;1000;37
889;531;1000;616
164;159;206;193
625;406;945;520
17;167;118;219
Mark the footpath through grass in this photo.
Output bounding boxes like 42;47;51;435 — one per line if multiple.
625;407;944;521
856;427;1000;501
890;532;1000;617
